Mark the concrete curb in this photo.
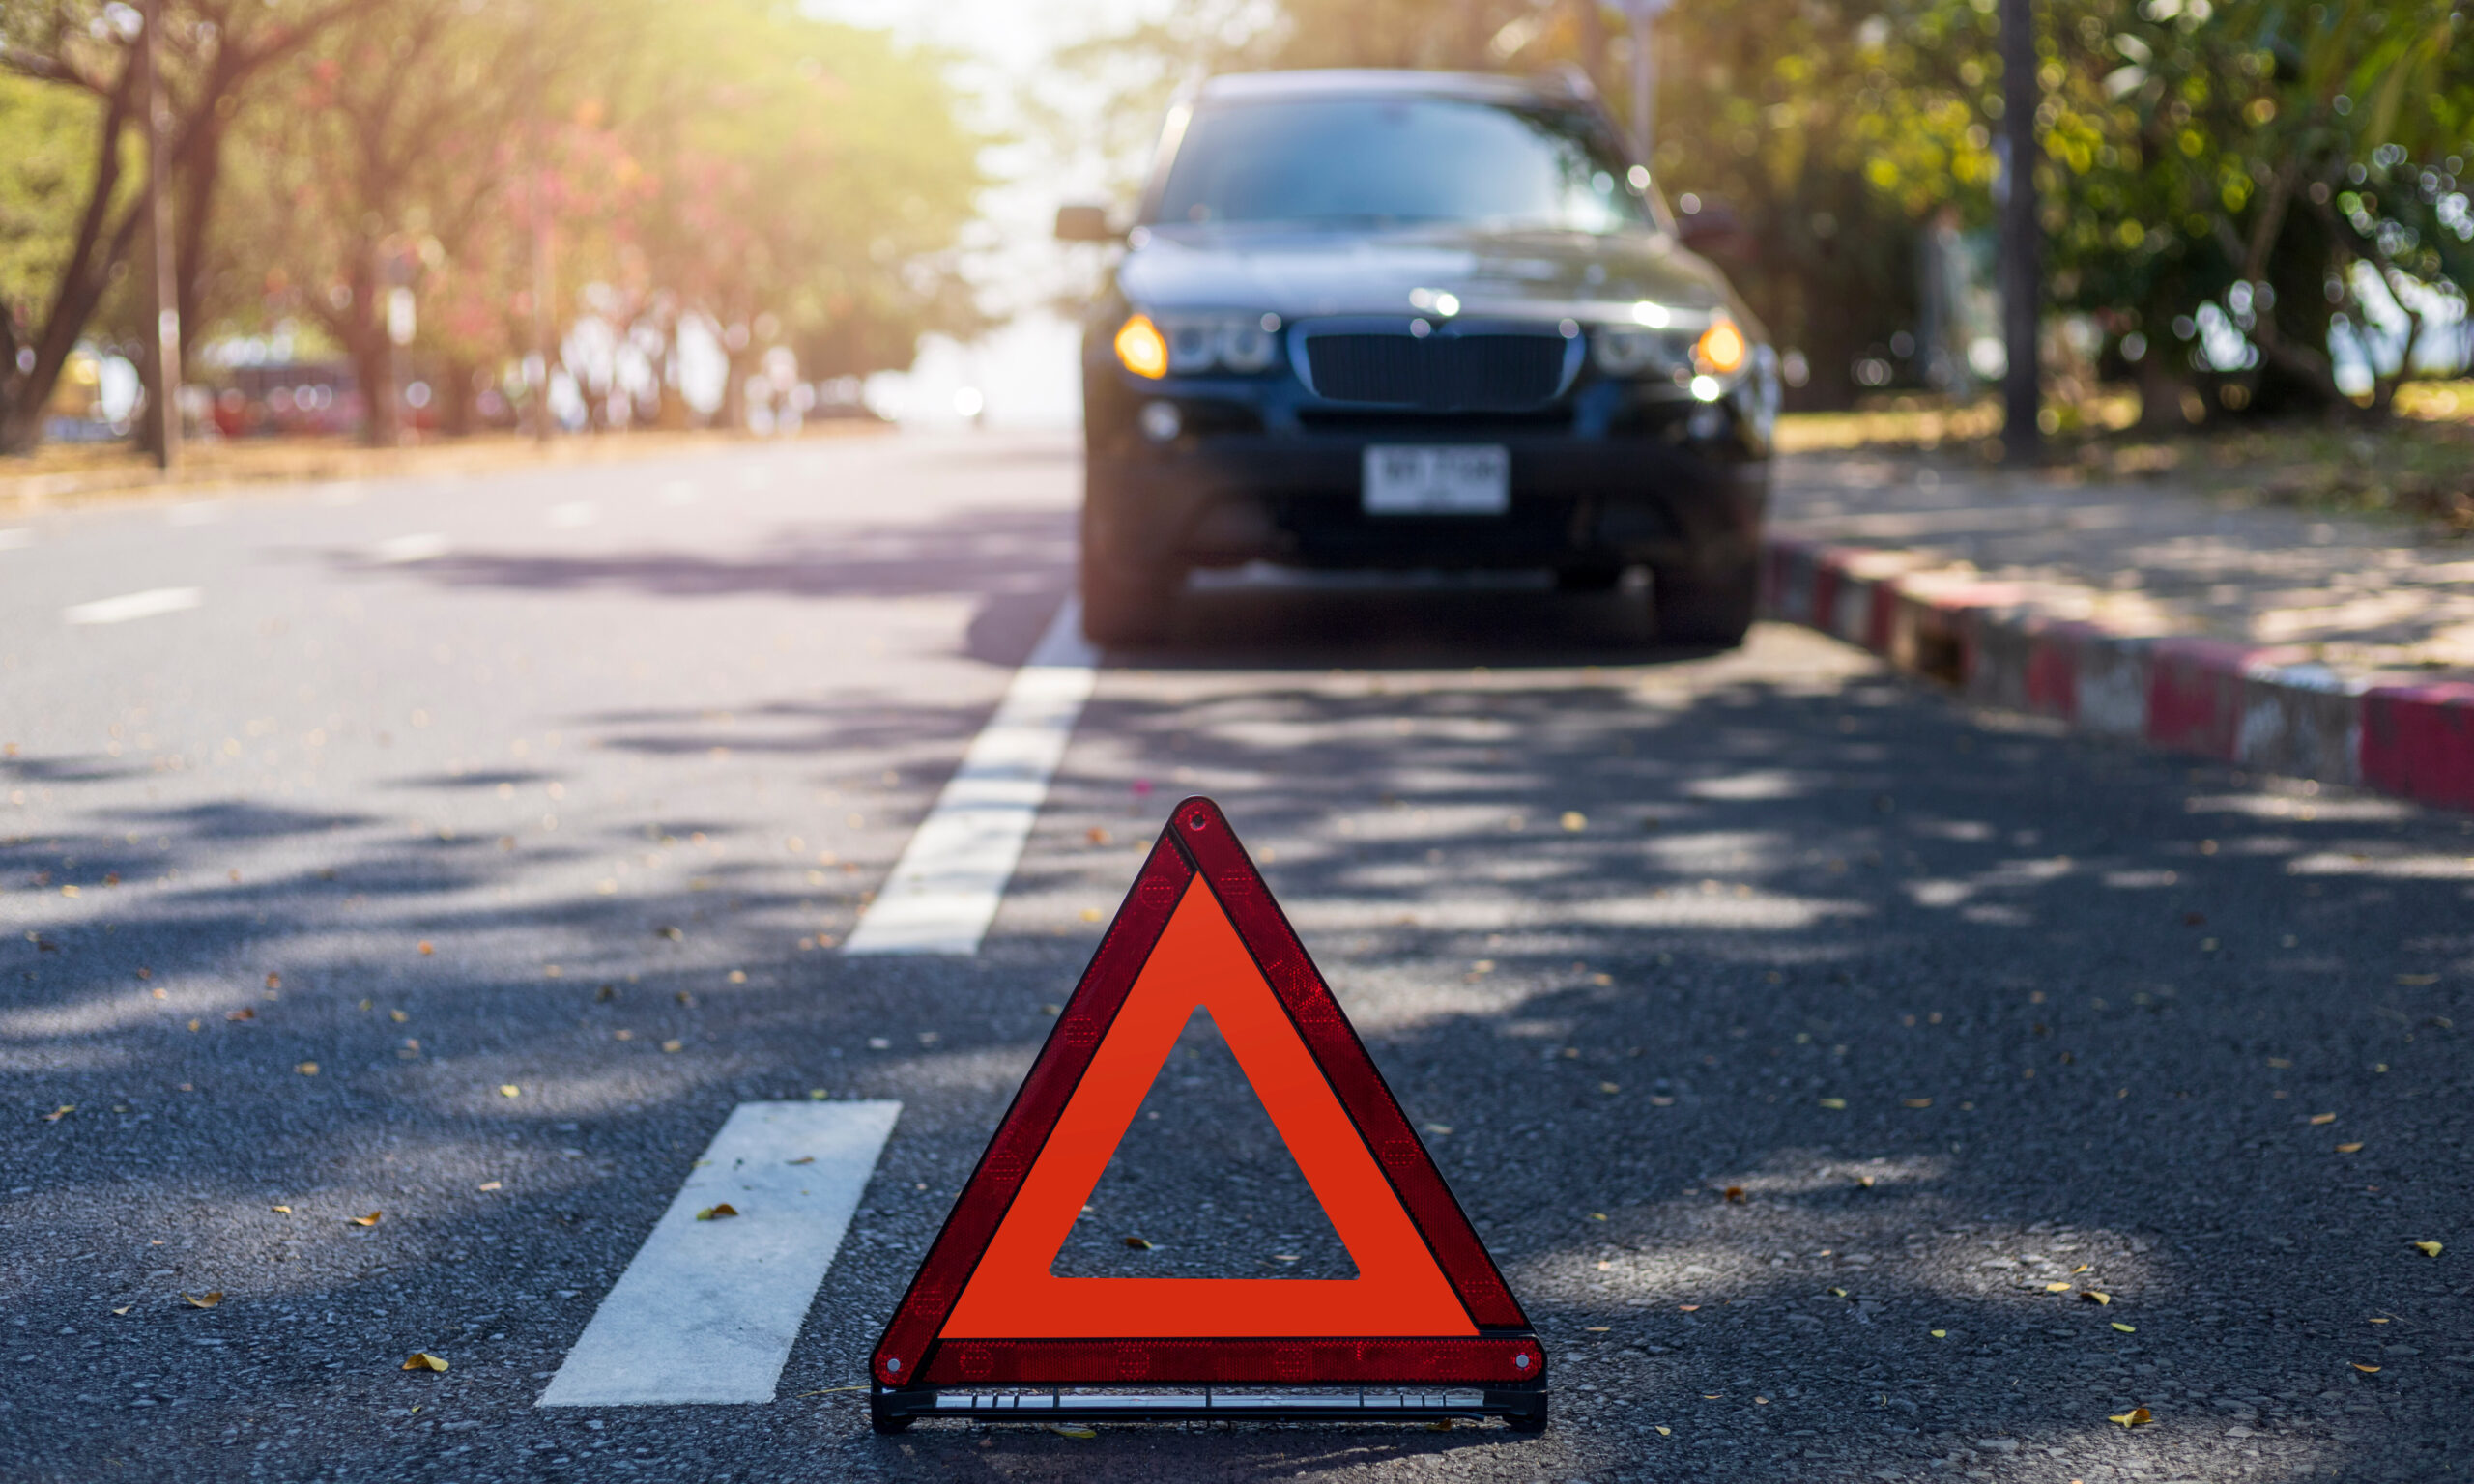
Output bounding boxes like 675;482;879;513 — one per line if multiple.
1759;535;2474;813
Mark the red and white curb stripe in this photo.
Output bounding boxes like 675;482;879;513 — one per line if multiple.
1761;535;2474;813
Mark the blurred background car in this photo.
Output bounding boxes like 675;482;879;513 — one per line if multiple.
1060;69;1782;646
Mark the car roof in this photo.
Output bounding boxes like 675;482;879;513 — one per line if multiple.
1194;69;1587;109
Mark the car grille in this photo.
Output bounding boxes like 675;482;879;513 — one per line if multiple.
1303;332;1568;411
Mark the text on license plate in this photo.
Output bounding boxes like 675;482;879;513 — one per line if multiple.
1362;444;1510;516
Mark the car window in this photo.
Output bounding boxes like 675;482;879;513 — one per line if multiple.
1152;96;1654;233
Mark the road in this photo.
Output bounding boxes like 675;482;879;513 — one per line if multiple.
4;431;2470;1483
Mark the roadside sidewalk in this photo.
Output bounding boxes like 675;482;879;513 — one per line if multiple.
0;424;886;510
1762;449;2474;812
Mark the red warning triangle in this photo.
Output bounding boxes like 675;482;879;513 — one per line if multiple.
872;797;1540;1392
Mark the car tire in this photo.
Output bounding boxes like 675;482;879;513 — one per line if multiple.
1079;470;1177;647
1650;557;1757;646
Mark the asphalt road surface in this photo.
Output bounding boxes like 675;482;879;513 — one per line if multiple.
5;432;2471;1484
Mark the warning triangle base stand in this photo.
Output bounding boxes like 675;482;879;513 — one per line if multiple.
868;798;1546;1435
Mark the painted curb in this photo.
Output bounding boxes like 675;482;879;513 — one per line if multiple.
1759;535;2474;813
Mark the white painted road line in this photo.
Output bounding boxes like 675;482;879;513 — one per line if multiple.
546;500;599;528
845;598;1099;955
64;586;203;626
367;532;451;564
537;1100;901;1407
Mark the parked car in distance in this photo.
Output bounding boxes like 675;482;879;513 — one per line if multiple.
1058;68;1781;647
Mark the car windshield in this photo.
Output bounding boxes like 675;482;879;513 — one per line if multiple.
1152;95;1655;233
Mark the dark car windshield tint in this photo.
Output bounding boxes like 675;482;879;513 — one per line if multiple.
1153;95;1654;232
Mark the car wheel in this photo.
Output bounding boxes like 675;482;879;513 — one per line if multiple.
1079;471;1177;646
1554;564;1623;593
1650;558;1757;646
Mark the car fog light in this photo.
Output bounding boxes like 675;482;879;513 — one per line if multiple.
1689;374;1723;402
1138;400;1182;442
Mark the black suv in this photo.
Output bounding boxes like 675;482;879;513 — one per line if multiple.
1059;68;1780;647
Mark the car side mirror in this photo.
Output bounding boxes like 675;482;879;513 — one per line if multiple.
1675;199;1754;262
1054;204;1119;243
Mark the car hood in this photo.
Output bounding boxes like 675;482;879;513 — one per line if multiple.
1116;223;1756;334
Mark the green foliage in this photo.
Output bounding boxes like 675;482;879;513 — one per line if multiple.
0;72;119;329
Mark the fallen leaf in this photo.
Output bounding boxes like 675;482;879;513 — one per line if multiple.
2310;1112;2337;1126
1561;811;1587;832
187;1019;200;1032
2072;1264;2091;1273
477;1181;502;1192
1903;1098;1933;1109
1423;1123;1453;1135
2353;1363;2381;1374
695;1204;739;1221
271;1205;292;1215
1590;1212;1608;1221
226;1008;255;1021
402;1353;448;1373
2396;973;2437;986
1585;1326;1611;1332
1122;1236;1154;1250
1085;826;1111;846
2412;1241;2442;1257
2081;1291;2113;1305
1722;1186;1745;1203
1654;1425;1672;1436
417;941;433;956
43;1104;72;1123
2044;1281;2072;1294
2337;1142;2364;1154
2112;1323;2137;1333
1598;1081;1622;1095
1050;1425;1097;1440
661;1040;683;1053
296;1062;319;1076
1079;907;1104;923
1857;1175;1877;1188
1929;1329;1946;1338
265;973;281;990
1818;1098;1847;1110
390;1010;408;1023
498;1084;520;1099
2108;1407;2152;1427
787;1156;816;1166
1678;1304;1700;1312
183;1292;222;1309
1828;1286;1848;1298
348;1212;382;1227
111;1306;131;1316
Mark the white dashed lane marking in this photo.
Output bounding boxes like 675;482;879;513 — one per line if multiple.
367;533;451;564
844;597;1098;956
538;1100;901;1407
64;586;203;626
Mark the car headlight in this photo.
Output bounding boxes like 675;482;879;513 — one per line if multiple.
1695;317;1749;376
1113;314;1169;379
1591;327;1691;378
1131;312;1284;376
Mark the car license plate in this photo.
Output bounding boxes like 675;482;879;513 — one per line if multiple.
1362;444;1510;516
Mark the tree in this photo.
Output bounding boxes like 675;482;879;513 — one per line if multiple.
0;0;374;453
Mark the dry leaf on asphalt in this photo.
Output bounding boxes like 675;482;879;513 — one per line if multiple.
226;1009;254;1021
183;1292;223;1309
1818;1098;1847;1110
2338;1142;2364;1154
2112;1323;2137;1333
402;1353;448;1373
348;1212;383;1227
2043;1282;2072;1294
271;1205;291;1215
477;1182;502;1192
2082;1291;2113;1304
786;1156;815;1166
43;1105;72;1123
695;1204;739;1220
1929;1329;1946;1338
111;1306;131;1316
417;941;434;956
2412;1241;2443;1257
296;1062;319;1076
1050;1426;1097;1440
2354;1363;2381;1374
1654;1426;1672;1436
1722;1186;1745;1203
1903;1098;1933;1109
1122;1236;1155;1250
2108;1408;2153;1427
2310;1113;2337;1125
498;1085;520;1099
265;973;281;989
